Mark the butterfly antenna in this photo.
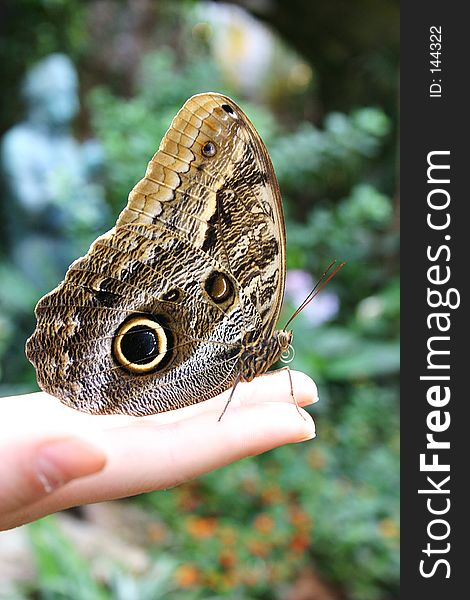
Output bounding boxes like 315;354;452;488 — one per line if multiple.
283;260;346;331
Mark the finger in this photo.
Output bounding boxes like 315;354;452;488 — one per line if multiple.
126;369;319;426
234;369;318;406
28;401;315;516
10;371;318;432
0;437;106;526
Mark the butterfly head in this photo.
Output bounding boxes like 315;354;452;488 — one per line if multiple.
276;329;292;352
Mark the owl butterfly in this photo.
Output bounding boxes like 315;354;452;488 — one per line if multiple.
26;93;294;417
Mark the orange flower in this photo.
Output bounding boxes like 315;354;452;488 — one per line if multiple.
186;516;218;539
261;485;284;504
248;538;271;557
177;488;201;511
254;513;274;533
147;522;168;543
174;563;200;588
219;549;237;570
290;506;311;528
289;532;310;553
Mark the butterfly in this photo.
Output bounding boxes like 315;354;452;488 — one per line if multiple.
26;92;294;416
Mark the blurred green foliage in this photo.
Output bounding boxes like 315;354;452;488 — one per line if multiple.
1;2;398;599
0;0;87;134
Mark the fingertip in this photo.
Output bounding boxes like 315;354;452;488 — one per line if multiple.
290;406;316;442
221;402;316;452
238;369;318;408
289;370;319;405
0;437;108;524
294;409;316;442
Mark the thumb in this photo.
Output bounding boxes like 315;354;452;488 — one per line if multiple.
0;437;106;521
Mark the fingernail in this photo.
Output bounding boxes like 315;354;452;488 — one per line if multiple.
297;431;316;443
296;420;316;443
303;395;319;407
36;438;107;493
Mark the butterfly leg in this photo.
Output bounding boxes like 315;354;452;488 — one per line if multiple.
261;367;307;420
283;366;307;421
218;372;242;422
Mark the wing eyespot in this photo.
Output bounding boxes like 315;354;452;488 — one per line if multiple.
112;314;173;374
204;271;235;305
202;141;217;157
221;103;237;119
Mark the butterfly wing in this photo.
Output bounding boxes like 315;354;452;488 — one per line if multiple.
118;93;286;337
26;93;286;415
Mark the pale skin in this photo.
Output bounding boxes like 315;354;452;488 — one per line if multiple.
0;370;317;531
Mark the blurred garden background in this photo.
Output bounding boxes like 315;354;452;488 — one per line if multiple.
0;1;399;598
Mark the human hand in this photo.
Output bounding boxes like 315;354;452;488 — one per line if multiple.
0;370;317;531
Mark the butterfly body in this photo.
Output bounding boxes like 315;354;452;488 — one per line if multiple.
238;329;292;383
26;93;289;416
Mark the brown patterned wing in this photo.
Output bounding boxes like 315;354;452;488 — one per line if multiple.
26;93;286;415
118;93;286;336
